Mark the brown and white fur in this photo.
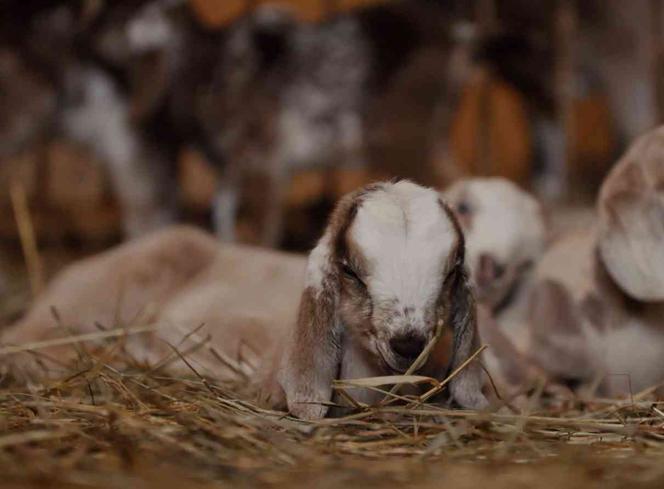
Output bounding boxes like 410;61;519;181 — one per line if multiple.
2;177;549;406
529;126;664;397
204;3;473;245
444;178;548;396
2;181;487;419
7;1;471;245
1;1;181;238
445;178;547;317
267;180;487;418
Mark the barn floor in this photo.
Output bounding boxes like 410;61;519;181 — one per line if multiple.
0;203;661;489
1;327;662;489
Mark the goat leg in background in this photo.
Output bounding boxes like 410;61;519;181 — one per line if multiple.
119;140;179;238
59;65;176;238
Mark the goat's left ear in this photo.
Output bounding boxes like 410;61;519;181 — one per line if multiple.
276;241;342;420
444;241;489;410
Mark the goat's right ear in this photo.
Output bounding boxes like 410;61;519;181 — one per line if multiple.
277;236;343;420
445;260;489;410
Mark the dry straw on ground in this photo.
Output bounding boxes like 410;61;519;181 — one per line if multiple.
0;326;663;489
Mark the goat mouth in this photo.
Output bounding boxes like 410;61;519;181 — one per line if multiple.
377;347;412;375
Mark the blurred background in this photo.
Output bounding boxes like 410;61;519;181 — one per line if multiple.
0;0;662;317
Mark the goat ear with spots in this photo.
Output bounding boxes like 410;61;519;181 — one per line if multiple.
443;246;489;410
276;195;358;420
434;201;488;409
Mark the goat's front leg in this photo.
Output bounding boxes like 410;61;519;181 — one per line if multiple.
60;65;176;238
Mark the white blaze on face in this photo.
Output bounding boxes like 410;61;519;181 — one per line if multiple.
349;181;456;323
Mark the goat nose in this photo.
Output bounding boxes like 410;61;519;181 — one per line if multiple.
390;333;426;360
475;253;504;287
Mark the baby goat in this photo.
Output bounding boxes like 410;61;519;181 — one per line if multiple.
445;178;547;317
1;181;487;419
444;178;548;396
1;225;304;380
269;180;487;419
529;126;664;397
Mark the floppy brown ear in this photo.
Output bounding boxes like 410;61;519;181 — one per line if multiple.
276;186;377;419
276;237;342;420
445;252;489;410
598;156;664;301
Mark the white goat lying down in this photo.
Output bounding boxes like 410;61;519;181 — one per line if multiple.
529;126;664;397
2;180;488;419
444;178;549;397
1;227;303;379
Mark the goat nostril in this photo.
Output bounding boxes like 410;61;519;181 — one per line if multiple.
390;334;426;360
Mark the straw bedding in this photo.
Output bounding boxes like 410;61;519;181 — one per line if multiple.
1;326;663;489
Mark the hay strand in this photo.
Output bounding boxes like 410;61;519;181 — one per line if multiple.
9;180;44;297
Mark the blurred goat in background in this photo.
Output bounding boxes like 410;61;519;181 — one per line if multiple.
1;177;549;404
3;0;473;246
529;126;664;398
0;0;661;260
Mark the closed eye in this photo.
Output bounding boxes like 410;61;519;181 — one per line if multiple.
341;262;366;288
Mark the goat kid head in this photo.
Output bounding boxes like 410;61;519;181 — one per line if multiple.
444;177;547;310
277;180;487;419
